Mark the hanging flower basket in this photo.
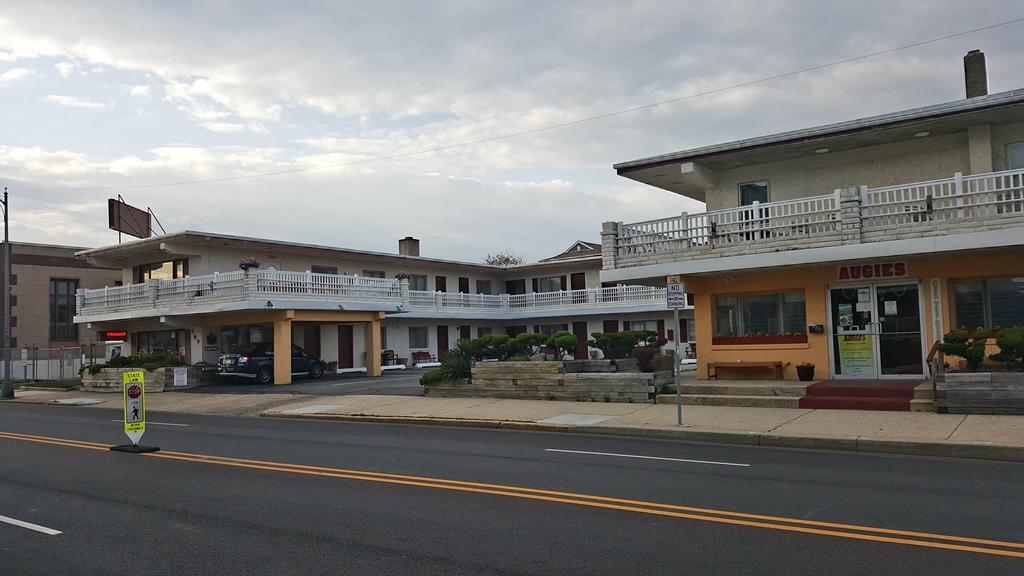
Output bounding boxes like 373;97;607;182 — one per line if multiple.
393;271;412;280
239;257;262;272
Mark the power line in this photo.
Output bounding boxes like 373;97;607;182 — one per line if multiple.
10;15;1024;193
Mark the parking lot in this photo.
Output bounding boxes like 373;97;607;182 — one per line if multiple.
185;368;428;396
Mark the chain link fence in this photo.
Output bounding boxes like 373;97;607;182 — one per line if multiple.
1;347;106;382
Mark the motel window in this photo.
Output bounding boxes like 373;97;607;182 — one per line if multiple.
714;292;806;338
535;276;563;293
49;279;79;341
506;325;528;337
135;259;188;283
362;270;385;278
380;326;388;349
953;278;1024;330
311;265;338;275
408;274;428;292
409;327;429;349
476;280;493;295
1008;142;1024;170
627;320;658;333
739;181;769;206
536;323;568;337
506;279;527;295
477;326;493;338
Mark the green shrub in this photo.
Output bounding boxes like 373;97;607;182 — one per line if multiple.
86;351;186;374
436;340;475;381
514;333;549;356
631;346;659;373
938;328;990;372
419;369;448;386
588;331;667;359
547;331;578;360
990;326;1024;366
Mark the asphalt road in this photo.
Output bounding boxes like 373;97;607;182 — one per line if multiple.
1;403;1023;575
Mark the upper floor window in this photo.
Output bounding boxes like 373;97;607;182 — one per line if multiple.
135;259;187;283
739;181;769;206
50;279;78;341
535;276;563;293
476;280;493;295
362;269;385;278
408;274;428;291
506;279;527;295
1008;142;1024;170
311;265;338;275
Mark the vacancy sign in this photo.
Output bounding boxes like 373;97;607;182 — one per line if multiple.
122;372;147;445
666;275;687;309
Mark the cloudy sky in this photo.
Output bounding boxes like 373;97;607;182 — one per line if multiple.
1;1;1021;262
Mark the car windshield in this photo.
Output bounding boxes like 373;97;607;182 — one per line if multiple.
242;343;273;356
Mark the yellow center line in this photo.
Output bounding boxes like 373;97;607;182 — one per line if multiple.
2;431;1022;559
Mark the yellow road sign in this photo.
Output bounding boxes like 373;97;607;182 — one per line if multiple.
122;371;146;444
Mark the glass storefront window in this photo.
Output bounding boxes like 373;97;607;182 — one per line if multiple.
955;277;1024;329
714;292;806;337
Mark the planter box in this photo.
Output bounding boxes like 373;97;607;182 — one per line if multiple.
712;335;808;345
935;372;1024;414
423;362;669;403
81;366;206;392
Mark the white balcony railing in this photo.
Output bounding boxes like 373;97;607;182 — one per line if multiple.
406;285;668;314
616;192;841;257
610;168;1024;266
77;270;671;319
77;270;403;316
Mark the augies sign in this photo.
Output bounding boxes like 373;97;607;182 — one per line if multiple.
837;262;907;282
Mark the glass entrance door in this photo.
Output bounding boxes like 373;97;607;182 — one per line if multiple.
875;284;924;376
830;286;879;379
829;283;925;379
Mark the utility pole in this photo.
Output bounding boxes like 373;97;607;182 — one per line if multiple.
1;188;12;399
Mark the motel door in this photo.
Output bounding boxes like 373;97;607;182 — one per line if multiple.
828;283;925;379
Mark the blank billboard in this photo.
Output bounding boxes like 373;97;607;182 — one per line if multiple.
107;198;151;239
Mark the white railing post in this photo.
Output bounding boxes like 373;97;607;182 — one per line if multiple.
680;211;689;249
400;279;410;307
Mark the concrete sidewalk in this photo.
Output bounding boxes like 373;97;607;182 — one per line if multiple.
6;389;1024;461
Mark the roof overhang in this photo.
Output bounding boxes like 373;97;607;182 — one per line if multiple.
614;89;1024;201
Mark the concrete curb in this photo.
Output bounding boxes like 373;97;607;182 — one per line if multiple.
262;412;1024;463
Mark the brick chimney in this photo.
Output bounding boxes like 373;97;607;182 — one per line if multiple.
398;236;420;257
964;49;988;98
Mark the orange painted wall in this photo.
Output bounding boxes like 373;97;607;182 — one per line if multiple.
685;248;1024;380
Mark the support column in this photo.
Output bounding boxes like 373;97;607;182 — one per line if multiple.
273;314;293;385
364;318;382;377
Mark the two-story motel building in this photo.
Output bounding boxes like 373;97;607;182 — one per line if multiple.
74;233;693;385
601;51;1024;382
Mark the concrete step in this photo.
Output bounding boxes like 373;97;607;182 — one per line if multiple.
676;383;808;397
656;394;801;408
914;383;934;400
911;398;936;412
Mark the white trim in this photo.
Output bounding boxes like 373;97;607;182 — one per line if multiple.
335;367;367;374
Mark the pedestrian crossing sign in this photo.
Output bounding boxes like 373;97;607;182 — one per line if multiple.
122;371;146;444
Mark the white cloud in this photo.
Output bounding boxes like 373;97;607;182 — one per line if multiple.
43;94;107;109
128;84;151;97
54;61;74;77
0;66;32;84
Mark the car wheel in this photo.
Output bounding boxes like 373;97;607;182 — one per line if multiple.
256;367;273;385
310;363;324;379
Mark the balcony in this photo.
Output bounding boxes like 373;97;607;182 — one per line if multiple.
75;270;674;324
603;169;1024;272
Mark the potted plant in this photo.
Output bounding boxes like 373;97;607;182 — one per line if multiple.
239;257;261;272
796;362;815;381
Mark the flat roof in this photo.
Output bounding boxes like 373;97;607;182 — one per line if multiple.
76;230;600;274
614;88;1024;174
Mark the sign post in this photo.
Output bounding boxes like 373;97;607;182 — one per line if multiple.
110;371;160;453
666;276;689;427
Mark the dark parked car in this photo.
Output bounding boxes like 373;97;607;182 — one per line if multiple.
217;343;326;384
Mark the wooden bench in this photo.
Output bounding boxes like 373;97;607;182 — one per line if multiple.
708;361;786;380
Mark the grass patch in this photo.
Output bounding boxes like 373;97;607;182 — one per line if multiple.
20;379;81;389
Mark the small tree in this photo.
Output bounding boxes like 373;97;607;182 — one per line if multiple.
990;326;1024;367
514;332;549;356
484;251;525;267
937;328;990;372
547;331;579;360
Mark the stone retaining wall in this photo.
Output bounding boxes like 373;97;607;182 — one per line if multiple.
81;366;205;392
935;372;1024;414
425;361;671;403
